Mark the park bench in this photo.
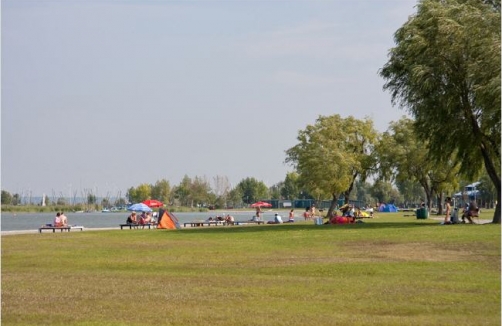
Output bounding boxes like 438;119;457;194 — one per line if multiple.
183;221;225;227
39;226;84;233
119;223;155;230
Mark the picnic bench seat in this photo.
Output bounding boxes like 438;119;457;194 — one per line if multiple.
39;226;84;233
183;221;225;227
234;220;265;225
120;223;155;230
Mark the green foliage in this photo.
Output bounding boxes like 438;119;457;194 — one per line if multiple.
1;190;13;205
87;193;97;205
126;183;152;203
281;172;301;200
150;178;171;204
286;114;379;216
380;0;501;222
377;117;460;209
236;177;269;204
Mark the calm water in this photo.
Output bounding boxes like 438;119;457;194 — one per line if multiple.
1;210;291;232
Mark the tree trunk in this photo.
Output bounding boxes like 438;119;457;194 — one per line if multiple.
493;196;500;224
327;193;339;218
436;193;444;215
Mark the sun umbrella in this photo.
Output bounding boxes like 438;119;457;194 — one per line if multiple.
142;199;164;208
127;203;153;212
250;201;272;208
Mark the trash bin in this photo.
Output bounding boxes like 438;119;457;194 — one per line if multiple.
416;208;429;219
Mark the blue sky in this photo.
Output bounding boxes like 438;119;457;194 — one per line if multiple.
2;0;417;198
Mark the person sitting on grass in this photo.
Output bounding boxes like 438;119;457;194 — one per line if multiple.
225;214;235;225
126;212;138;224
462;201;479;224
267;213;284;224
286;209;295;223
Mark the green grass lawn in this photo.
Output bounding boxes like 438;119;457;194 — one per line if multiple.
2;212;500;326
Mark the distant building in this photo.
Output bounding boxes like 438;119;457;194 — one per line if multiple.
454;182;481;202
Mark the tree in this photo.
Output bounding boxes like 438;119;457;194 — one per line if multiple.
395;179;425;207
285;115;379;218
269;182;283;200
353;180;376;207
281;172;301;200
380;0;501;223
377;117;459;212
127;184;152;203
173;175;192;207
1;190;12;205
371;180;401;204
151;179;171;204
213;175;231;204
236;178;269;204
190;176;212;207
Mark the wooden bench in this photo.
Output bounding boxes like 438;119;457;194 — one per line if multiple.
39;226;84;233
120;223;155;230
234;220;265;225
183;221;224;227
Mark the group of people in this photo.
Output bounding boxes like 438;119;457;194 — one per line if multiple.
126;211;155;226
53;211;68;227
267;210;295;224
443;197;479;225
303;205;318;221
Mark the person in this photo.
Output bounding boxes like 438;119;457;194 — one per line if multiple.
442;197;452;225
286;209;295;222
140;212;152;225
127;212;138;224
303;207;311;221
310;205;317;218
462;200;479;224
267;213;283;224
256;207;262;221
225;214;235;225
53;212;63;227
60;211;68;226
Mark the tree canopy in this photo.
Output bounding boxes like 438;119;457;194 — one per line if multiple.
380;0;501;222
285;114;378;217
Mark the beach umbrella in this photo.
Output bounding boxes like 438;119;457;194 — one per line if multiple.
250;201;272;208
127;203;153;212
142;199;164;208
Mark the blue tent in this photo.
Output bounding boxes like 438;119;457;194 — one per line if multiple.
378;204;398;212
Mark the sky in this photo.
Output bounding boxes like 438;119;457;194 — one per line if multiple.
2;0;417;199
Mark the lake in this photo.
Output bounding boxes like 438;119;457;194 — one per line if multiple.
1;210;293;232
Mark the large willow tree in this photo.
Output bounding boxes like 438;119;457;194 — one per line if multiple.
380;0;501;223
285;115;378;218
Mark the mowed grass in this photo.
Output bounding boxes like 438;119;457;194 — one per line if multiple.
2;212;500;326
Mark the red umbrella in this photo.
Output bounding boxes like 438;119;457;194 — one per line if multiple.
142;199;164;208
250;201;272;208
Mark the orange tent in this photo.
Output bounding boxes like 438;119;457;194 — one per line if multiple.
157;211;181;229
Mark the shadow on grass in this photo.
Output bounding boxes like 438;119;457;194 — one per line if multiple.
174;219;490;235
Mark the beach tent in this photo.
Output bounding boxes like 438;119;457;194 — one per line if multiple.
157;211;181;229
378;204;398;212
